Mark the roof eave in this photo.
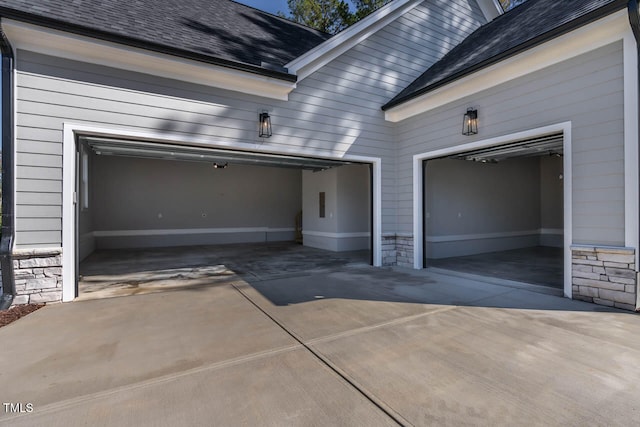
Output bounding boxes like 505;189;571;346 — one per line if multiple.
383;8;631;123
0;7;297;82
3;18;297;101
382;0;629;111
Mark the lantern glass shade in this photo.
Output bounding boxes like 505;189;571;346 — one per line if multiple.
259;112;272;138
462;108;478;136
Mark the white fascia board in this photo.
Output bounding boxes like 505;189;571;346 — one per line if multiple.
3;19;296;101
385;10;629;122
286;0;422;82
476;0;503;21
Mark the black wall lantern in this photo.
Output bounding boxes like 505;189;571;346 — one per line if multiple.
462;108;478;136
259;112;272;138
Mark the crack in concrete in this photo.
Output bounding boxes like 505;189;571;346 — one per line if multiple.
231;282;412;427
304;305;460;346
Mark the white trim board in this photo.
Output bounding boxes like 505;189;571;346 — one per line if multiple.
413;122;573;298
476;0;503;21
286;0;421;82
623;30;639;264
622;27;640;306
62;122;383;301
3;19;295;101
386;10;631;122
302;231;371;239
426;229;563;243
92;227;295;237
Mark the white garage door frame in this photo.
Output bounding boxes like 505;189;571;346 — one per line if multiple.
412;122;573;298
62;122;383;302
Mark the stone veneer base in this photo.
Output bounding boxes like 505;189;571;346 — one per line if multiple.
572;246;638;311
382;234;414;268
8;243;637;311
10;248;63;305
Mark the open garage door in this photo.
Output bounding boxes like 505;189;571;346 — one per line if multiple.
74;136;373;300
423;133;564;290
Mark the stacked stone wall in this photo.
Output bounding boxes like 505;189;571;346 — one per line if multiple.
381;235;414;268
396;235;414;268
11;249;63;305
572;246;637;311
382;234;397;266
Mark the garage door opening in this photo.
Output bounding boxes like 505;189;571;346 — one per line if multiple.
423;133;564;290
74;136;372;300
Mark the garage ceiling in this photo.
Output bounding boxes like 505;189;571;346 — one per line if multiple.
79;136;354;171
448;132;563;163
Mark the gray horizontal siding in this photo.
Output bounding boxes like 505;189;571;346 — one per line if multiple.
397;41;625;246
15;231;61;246
16;166;61;180
17;179;61;193
17;192;61;205
17;218;60;231
13;0;486;248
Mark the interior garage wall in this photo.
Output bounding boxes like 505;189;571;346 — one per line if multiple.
540;155;564;247
337;164;371;235
425;157;541;258
302;164;370;251
84;154;301;250
398;41;624;247
78;146;95;260
426;156;564;258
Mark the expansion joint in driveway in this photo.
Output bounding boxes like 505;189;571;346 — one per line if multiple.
230;283;410;427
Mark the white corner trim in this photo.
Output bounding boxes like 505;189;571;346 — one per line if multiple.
623;30;639;267
386;10;629;122
61;122;384;300
93;227;295;237
476;0;503;21
286;0;421;82
12;48;18;249
563;124;573;299
3;19;296;101
61;125;76;302
413;122;573;298
302;231;371;239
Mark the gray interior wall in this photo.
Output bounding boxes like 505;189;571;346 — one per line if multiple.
337;164;371;250
12;0;486;249
78;146;95;260
87;155;301;249
398;41;624;247
302;164;371;251
426;156;565;258
539;155;564;247
302;168;338;233
425;157;541;258
337;164;371;234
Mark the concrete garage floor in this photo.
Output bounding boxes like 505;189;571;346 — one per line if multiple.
428;246;564;289
78;243;370;300
2;246;640;425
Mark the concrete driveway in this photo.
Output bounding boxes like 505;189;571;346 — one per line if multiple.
1;264;639;426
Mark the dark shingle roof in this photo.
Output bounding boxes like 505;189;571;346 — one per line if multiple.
382;0;628;110
0;0;331;80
